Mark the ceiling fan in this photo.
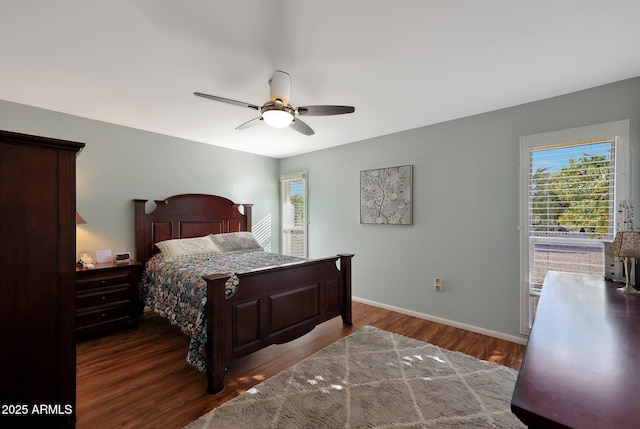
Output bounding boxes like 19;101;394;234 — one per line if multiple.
194;70;355;136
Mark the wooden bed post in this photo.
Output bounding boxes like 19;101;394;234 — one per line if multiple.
242;204;253;232
339;253;354;327
204;273;229;394
133;199;149;263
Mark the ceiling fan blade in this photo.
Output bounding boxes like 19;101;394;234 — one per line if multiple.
297;105;355;116
269;70;291;106
194;92;260;111
236;117;263;130
289;117;315;136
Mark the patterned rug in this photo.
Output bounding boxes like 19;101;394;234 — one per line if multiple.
184;326;525;428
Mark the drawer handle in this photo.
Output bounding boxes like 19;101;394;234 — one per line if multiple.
101;296;106;300
101;280;106;284
101;313;106;318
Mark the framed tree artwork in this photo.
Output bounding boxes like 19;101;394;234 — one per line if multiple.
360;165;412;225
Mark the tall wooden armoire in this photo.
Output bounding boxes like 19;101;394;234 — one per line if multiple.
0;130;85;428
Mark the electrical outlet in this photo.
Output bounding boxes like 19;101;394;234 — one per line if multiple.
434;277;442;291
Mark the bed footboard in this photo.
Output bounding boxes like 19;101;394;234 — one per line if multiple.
203;253;353;394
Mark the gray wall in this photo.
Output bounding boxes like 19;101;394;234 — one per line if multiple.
2;76;638;342
0;101;280;257
280;76;640;341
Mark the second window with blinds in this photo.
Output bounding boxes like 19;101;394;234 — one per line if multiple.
519;120;630;333
281;172;307;258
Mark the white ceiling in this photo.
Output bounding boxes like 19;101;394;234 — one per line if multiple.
2;1;640;159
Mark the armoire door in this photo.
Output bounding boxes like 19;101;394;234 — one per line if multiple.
0;130;84;428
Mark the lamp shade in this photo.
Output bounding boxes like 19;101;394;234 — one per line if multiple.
262;109;294;128
606;231;640;258
75;211;87;225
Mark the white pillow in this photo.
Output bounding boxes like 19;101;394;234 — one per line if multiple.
155;235;222;261
209;232;263;253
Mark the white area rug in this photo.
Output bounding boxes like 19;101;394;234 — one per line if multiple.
184;326;525;428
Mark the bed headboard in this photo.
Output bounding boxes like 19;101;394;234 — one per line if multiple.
133;194;252;264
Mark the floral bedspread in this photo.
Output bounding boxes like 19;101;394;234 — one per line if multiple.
140;250;305;371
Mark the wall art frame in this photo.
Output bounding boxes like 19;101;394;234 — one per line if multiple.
360;164;412;225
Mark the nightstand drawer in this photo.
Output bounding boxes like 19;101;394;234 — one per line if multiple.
77;303;130;331
76;260;143;336
77;271;131;292
77;286;130;309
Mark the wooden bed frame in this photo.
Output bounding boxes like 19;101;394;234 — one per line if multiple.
133;194;353;394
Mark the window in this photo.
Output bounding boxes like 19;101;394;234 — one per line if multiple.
281;172;307;257
519;120;629;333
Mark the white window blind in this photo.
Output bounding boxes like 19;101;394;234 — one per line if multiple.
519;120;630;333
528;139;616;241
281;172;307;258
527;138;616;290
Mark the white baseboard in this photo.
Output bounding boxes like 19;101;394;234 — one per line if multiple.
353;296;528;346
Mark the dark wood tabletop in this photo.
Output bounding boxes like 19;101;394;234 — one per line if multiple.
511;271;640;428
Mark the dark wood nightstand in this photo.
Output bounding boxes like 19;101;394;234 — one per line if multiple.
76;261;143;336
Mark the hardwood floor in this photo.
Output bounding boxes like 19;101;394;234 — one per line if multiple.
76;301;525;429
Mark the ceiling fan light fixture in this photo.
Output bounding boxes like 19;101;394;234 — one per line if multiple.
194;70;354;136
261;104;294;128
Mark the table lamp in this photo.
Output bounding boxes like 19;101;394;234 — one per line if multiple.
76;211;87;224
606;231;640;294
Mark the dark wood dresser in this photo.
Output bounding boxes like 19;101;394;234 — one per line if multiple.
76;261;143;336
511;271;640;428
0;130;84;428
